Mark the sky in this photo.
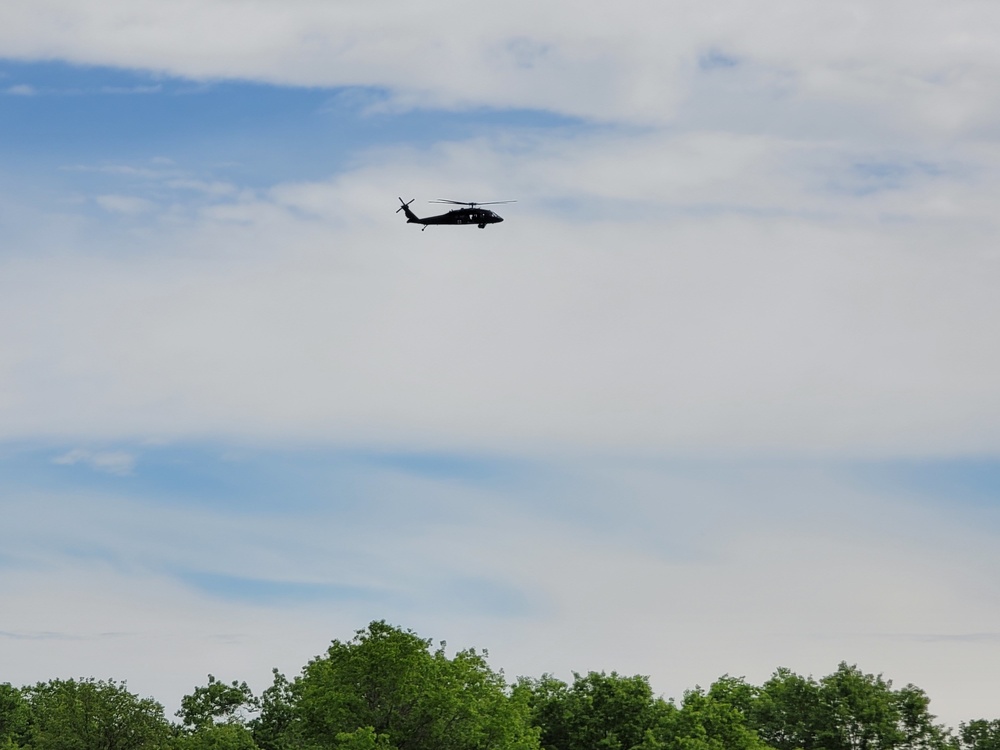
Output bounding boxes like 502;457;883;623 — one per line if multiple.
2;0;1000;729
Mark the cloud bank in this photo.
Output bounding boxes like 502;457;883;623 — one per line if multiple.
3;0;1000;134
3;133;1000;456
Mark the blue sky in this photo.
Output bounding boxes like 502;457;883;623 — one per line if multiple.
3;0;1000;728
1;60;582;186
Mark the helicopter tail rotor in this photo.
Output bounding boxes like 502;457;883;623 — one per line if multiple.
396;197;420;223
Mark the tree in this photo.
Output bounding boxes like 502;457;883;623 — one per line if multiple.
515;670;775;750
252;671;297;750
516;672;672;750
660;687;770;750
512;675;571;750
334;727;396;750
894;685;951;750
747;664;952;750
178;676;259;730
171;724;259;750
753;667;824;750
817;662;904;750
174;675;261;750
959;720;1000;750
24;677;171;750
706;676;760;720
816;663;954;750
0;684;29;748
258;620;539;750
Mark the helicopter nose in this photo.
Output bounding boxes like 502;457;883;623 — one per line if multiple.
496;216;503;222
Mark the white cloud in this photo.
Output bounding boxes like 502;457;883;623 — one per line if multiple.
98;84;161;94
165;179;237;197
62;164;163;177
95;194;155;214
52;448;136;475
4;84;36;95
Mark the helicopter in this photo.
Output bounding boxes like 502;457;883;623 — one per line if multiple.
397;198;514;230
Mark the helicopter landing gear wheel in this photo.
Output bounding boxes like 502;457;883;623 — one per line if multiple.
478;224;486;229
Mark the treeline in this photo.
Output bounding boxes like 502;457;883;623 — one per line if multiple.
1;621;997;750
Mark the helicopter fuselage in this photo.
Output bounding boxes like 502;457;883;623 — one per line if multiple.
416;207;503;228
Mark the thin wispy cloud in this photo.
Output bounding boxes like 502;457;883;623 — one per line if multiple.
94;194;155;214
3;84;163;96
0;630;130;641
60;164;166;177
884;633;1000;644
52;448;136;475
98;84;161;95
164;178;237;196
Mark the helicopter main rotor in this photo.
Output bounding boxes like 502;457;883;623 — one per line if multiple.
430;199;516;208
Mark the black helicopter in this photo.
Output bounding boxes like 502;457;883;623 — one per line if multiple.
397;198;514;230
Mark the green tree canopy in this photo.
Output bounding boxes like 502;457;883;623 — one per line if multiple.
960;720;1000;750
516;670;775;750
662;687;771;750
178;676;258;730
751;667;825;750
256;621;538;750
23;677;171;750
1;622;995;750
0;684;29;749
172;724;259;750
747;663;952;750
516;671;673;750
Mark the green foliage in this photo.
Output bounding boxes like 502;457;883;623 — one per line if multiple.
23;677;171;750
706;676;760;720
817;662;903;750
172;723;260;750
753;667;824;750
251;671;297;750
661;687;770;750
518;671;771;750
894;684;951;750
260;620;538;750
516;671;672;750
512;675;571;750
748;663;952;750
518;662;958;750
960;720;1000;750
334;727;396;750
178;676;259;730
0;684;29;747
